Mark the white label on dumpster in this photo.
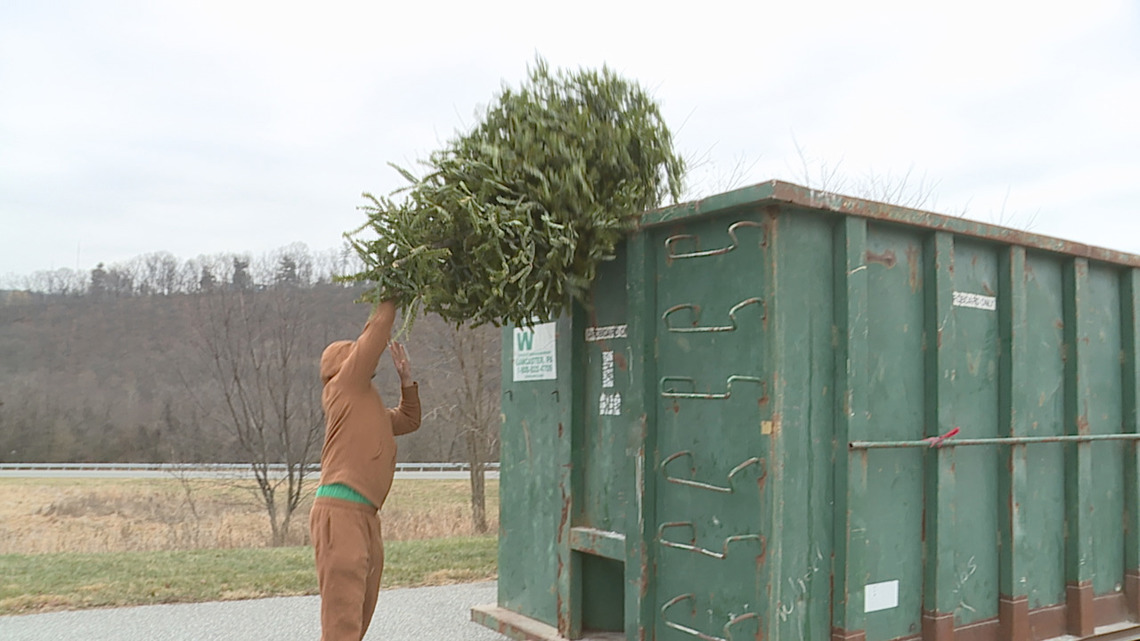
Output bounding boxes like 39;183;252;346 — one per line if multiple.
513;322;557;381
864;580;899;613
602;351;615;388
599;392;622;416
585;324;627;342
952;291;996;311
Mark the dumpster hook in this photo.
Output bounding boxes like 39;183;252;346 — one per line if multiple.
661;593;760;641
663;220;765;260
662;297;763;333
662;451;764;493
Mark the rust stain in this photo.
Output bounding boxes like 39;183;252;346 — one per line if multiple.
1078;414;1090;435
640;553;650;598
983;282;996;296
555;489;572;632
761;211;774;248
558;422;564;438
614;352;628;370
866;249;897;268
558;492;570;542
555;555;567;631
1056;320;1064;330
907;245;920;292
671;400;681;414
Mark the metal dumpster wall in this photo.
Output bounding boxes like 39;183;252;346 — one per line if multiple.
497;314;578;631
640;199;1140;641
826;210;1140;641
496;251;637;640
489;181;1140;641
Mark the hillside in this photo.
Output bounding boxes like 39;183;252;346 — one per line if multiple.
0;286;500;464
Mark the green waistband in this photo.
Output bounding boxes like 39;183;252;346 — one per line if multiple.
316;483;373;506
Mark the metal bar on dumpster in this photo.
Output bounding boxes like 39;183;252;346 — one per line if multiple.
661;297;763;333
657;522;765;560
660;594;760;641
661;451;764;493
850;433;1140;449
660;375;765;400
663;220;763;260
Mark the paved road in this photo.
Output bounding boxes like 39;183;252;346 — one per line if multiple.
0;582;509;641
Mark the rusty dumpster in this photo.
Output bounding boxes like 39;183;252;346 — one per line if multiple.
472;180;1140;641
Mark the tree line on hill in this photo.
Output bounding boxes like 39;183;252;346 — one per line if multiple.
0;243;500;465
2;243;359;299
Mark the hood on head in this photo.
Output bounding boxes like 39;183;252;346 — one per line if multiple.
320;340;354;384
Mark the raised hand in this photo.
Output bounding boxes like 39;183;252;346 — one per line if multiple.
389;341;413;387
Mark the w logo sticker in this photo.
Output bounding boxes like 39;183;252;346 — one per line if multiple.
513;322;557;382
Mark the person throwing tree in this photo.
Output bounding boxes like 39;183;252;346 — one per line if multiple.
310;300;421;641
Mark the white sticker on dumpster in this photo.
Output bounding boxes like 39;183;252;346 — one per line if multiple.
953;291;996;311
599;392;622;416
585;324;627;342
602;351;615;388
513;322;557;381
864;580;899;613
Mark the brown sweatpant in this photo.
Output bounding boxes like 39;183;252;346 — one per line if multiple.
310;497;384;641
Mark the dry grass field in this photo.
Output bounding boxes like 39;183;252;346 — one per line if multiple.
0;477;500;555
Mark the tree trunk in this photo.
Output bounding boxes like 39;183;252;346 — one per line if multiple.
467;430;487;533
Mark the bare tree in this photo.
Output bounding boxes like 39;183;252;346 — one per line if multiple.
24;267;87;296
427;321;500;533
188;285;327;546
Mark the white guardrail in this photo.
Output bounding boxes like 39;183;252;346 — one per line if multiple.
0;462;500;473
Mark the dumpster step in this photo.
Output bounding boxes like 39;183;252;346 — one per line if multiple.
471;604;623;641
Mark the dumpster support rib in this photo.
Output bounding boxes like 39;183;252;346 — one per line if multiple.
998;246;1031;641
921;232;957;641
1124;269;1140;621
1064;258;1096;638
626;228;660;641
830;216;870;641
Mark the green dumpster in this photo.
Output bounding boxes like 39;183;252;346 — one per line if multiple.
472;180;1140;641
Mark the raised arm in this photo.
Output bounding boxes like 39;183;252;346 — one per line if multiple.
338;301;396;389
388;384;422;436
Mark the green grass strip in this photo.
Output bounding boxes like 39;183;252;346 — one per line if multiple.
0;536;497;615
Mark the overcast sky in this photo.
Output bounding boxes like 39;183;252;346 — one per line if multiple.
2;0;1137;281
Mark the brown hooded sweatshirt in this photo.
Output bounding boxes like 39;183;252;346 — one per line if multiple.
318;301;421;509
